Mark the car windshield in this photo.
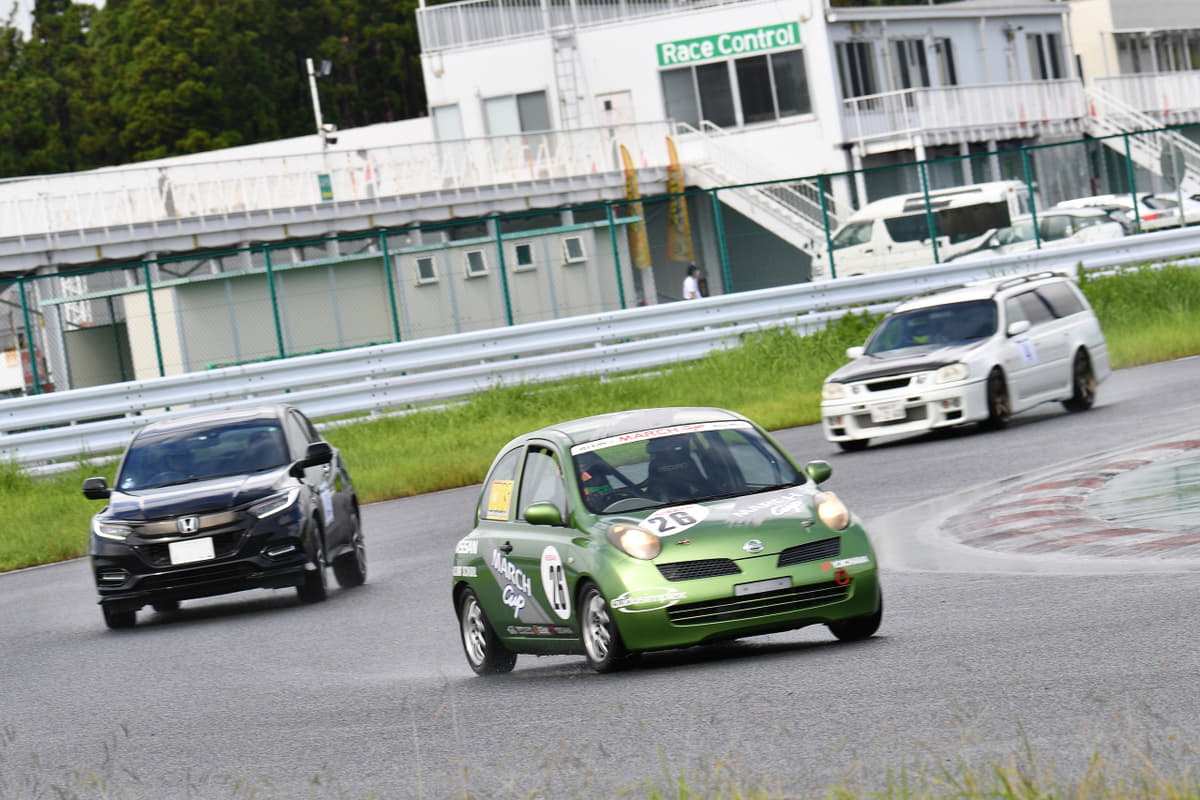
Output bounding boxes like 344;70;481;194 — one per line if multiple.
570;421;803;514
865;300;997;355
117;422;289;490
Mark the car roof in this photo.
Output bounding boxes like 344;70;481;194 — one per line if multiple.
514;406;750;449
893;271;1071;311
134;404;292;439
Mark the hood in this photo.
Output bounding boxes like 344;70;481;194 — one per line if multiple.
611;485;841;561
104;469;289;521
827;340;986;383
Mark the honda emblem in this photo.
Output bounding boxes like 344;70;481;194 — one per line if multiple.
177;516;199;534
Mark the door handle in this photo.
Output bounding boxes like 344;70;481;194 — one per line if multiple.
498;542;513;553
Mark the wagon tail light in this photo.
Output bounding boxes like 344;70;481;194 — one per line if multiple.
607;524;661;560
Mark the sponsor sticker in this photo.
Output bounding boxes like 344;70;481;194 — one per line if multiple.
611;587;688;613
643;504;708;537
485;479;514;520
541;546;571;620
455;537;479;555
452;565;477;578
822;555;871;571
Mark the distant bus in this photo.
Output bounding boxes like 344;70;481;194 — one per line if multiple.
812;180;1037;280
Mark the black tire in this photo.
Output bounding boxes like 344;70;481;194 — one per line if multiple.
103;605;136;630
297;522;328;604
458;588;517;675
837;438;870;453
982;368;1010;429
1063;350;1096;412
828;589;883;642
332;510;367;588
579;582;636;673
151;599;179;613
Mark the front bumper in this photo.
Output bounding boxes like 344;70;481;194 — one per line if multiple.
821;375;989;442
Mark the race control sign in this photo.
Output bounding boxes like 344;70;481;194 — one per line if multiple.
657;22;800;67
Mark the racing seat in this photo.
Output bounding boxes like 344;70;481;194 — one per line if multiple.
644;440;709;502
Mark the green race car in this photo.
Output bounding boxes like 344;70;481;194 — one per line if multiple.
451;407;882;674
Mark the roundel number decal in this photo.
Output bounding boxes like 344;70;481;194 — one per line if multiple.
644;504;708;537
541;546;571;620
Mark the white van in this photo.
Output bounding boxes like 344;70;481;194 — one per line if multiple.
812;180;1036;280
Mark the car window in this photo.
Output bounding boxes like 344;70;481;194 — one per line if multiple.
116;422;288;490
517;447;566;520
480;447;521;522
1035;281;1085;318
865;300;996;353
1006;290;1054;328
831;220;873;250
1041;215;1072;241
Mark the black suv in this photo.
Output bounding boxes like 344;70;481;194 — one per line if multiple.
83;404;366;629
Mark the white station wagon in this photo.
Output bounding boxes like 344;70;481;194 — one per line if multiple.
820;272;1110;451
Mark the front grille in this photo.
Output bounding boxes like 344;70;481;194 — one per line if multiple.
666;581;848;626
777;537;840;567
138;529;245;567
657;558;741;582
135;561;257;591
866;377;911;392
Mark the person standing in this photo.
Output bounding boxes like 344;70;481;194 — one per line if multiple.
682;264;701;300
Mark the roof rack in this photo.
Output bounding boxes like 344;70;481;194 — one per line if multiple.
992;270;1066;294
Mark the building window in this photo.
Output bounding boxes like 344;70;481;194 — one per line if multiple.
1027;33;1065;80
465;250;488;277
661;49;809;129
513;242;535;271
836;41;879;100
416;256;438;284
933;37;958;86
562;236;586;264
892;39;931;89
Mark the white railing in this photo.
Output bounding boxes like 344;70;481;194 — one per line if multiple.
842;80;1085;147
417;0;761;53
1084;87;1200;194
0;123;676;241
4;226;1199;469
1093;71;1200;121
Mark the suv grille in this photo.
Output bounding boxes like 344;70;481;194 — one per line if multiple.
666;581;849;625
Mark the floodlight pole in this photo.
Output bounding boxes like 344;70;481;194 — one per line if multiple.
306;57;326;147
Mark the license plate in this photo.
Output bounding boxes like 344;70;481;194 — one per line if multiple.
869;400;905;423
169;537;215;565
734;576;791;596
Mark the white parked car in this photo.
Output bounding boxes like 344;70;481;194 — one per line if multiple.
820;272;1110;451
1056;192;1200;232
949;207;1126;262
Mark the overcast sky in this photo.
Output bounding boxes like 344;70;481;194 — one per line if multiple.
7;0;106;36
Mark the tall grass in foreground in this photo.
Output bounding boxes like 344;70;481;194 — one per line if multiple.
4;265;1200;572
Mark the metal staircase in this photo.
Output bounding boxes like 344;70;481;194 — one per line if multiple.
1085;86;1200;194
677;122;841;257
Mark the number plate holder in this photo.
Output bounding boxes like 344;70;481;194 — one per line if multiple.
169;537;215;565
734;576;791;596
869;400;906;423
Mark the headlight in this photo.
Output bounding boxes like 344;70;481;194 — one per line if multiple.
822;382;846;401
815;491;850;531
249;488;300;519
92;518;131;542
606;524;661;560
935;363;970;383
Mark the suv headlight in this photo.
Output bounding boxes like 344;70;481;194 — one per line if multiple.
815;492;850;531
935;363;970;384
822;382;846;401
606;524;661;560
249;488;300;519
92;518;131;542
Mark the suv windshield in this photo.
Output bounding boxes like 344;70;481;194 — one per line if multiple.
570;422;802;514
865;299;997;354
117;423;289;490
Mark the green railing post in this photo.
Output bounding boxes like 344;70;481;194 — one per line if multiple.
17;277;41;393
263;247;286;358
142;261;166;377
817;174;836;280
1123;133;1142;233
1021;148;1041;248
918;162;939;263
380;231;402;341
710;189;731;292
605;202;627;309
493;217;514;326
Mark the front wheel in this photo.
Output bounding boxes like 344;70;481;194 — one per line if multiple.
102;605;136;630
827;590;882;642
837;438;869;453
458;588;517;675
332;510;367;588
297;523;328;604
982;368;1010;430
1063;350;1096;412
579;583;636;673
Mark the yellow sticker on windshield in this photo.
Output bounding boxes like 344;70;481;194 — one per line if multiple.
485;479;515;520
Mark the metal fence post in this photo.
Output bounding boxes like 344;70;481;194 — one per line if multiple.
263;247;286;358
605;201;627;309
141;261;166;377
493;217;514;326
918;162;939;263
380;231;402;341
17;277;41;394
710;188;731;293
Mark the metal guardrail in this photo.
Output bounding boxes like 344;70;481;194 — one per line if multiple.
3;227;1199;468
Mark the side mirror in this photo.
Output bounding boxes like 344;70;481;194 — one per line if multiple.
805;460;832;485
289;441;334;477
846;346;865;359
523;502;564;527
82;476;111;499
1006;319;1032;337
